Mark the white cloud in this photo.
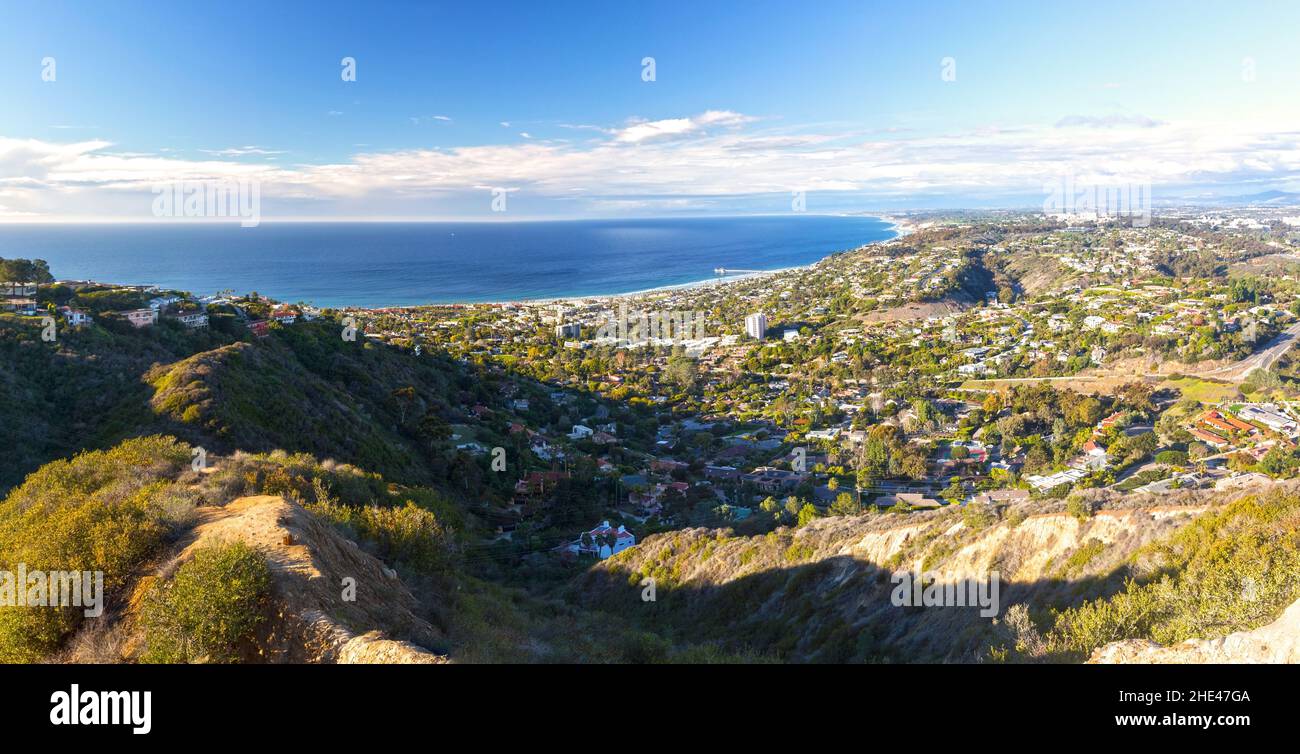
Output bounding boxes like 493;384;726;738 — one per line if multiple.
4;109;1300;219
613;109;757;143
1055;114;1164;129
199;146;285;157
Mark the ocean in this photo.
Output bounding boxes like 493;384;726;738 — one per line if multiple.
0;215;894;308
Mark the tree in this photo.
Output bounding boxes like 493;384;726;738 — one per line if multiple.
417;411;452;450
0;257;54;284
942;476;965;503
1155;450;1188;467
663;356;699;391
1257;446;1298;478
830;491;862;516
855;466;875;494
391;386;418;424
797;502;821;527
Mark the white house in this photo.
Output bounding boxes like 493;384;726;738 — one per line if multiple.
148;295;181;311
1080;439;1110;470
568;424;593;440
566;521;636;559
1;282;37;297
60;307;90;326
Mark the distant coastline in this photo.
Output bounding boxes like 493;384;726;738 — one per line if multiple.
436;213;904;308
7;214;898;309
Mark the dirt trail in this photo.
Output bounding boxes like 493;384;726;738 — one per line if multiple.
171;495;446;663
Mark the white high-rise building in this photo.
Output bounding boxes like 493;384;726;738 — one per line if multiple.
745;313;767;340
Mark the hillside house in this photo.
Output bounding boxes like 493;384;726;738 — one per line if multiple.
742;466;808;492
121;308;159;328
565;521;636;559
59;307;90;326
876;492;942;509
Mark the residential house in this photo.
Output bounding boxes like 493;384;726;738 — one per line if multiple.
876;492;942;509
1237;405;1299;436
121;308;159;329
59;307;90;326
513;471;570;507
1080;439;1110;470
741;466;808;492
564;521;636;559
968;489;1030;507
4;298;38;315
0;282;37;298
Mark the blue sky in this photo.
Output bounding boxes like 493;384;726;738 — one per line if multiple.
2;0;1299;220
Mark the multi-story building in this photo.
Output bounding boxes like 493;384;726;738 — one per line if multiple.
121;308;159;329
745;312;767;340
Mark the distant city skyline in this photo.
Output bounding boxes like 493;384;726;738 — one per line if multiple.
3;0;1300;221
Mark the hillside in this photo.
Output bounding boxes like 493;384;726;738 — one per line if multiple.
0;314;499;493
1090;598;1300;663
0;436;752;664
146;338;434;482
7;433;1300;664
0;311;238;489
568;485;1300;663
70;494;448;663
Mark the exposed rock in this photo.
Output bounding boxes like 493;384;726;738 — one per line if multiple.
337;631;447;664
1091;598;1300;664
576;498;1211;661
145;495;446;664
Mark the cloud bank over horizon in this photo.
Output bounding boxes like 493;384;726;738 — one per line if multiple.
4;108;1300;221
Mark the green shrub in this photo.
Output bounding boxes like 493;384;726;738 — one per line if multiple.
306;481;453;574
1044;490;1300;660
1066;495;1093;522
141;542;271;663
1060;537;1106;576
0;436;189;662
1155;450;1188;467
962;502;998;530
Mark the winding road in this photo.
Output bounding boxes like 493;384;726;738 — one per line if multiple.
1191;322;1300;381
961;321;1300;388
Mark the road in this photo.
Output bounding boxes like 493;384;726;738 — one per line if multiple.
961;321;1300;388
1192;321;1300;381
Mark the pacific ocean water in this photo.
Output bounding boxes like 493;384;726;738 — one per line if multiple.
0;215;895;307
